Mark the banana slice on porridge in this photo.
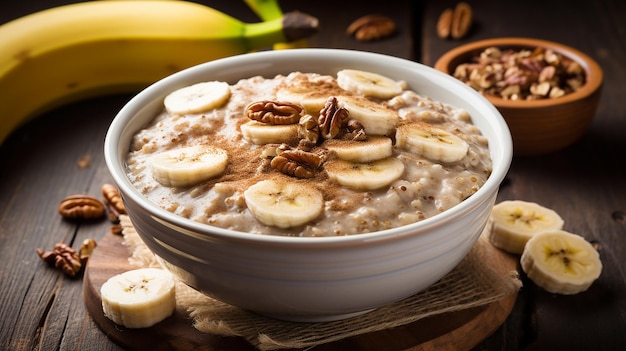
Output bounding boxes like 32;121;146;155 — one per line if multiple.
395;122;469;163
164;81;231;115
243;179;324;228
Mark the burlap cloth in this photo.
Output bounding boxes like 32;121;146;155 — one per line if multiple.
119;215;521;350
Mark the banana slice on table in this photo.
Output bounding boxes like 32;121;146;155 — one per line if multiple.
395;122;469;163
488;200;565;254
164;81;231;115
337;95;399;136
336;69;404;99
244;179;324;228
100;268;176;328
150;145;228;187
324;136;393;163
325;157;405;190
521;230;602;295
240;121;299;145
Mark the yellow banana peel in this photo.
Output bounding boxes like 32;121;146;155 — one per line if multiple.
0;0;318;144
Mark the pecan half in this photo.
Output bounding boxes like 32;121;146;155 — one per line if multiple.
245;100;303;125
271;156;314;179
270;147;325;179
58;195;105;220
437;2;472;40
436;8;453;39
451;2;472;39
102;183;126;223
347;14;396;42
318;97;349;140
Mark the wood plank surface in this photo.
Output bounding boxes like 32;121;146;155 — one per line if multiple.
422;1;626;350
82;232;517;351
1;1;625;350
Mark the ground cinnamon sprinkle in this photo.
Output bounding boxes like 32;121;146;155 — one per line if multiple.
126;72;492;237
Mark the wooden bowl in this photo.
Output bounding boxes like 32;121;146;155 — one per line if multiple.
434;37;603;156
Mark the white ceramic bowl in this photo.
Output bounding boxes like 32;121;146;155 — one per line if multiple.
104;48;512;322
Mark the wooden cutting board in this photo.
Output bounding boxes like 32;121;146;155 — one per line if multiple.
83;232;518;351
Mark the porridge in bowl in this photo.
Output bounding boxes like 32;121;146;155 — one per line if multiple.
125;70;492;237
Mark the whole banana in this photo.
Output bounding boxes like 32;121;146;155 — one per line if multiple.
0;0;318;144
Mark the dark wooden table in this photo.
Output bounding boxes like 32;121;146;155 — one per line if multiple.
1;1;625;350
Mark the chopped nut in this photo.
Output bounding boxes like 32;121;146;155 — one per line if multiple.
58;195;106;221
345;119;367;141
530;81;551;96
111;224;124;235
453;46;586;100
36;243;83;277
76;153;92;169
78;238;97;264
298;114;320;144
245;100;303;125
347;14;396;42
549;86;566;98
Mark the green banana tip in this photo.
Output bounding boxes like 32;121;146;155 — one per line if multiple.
282;11;319;42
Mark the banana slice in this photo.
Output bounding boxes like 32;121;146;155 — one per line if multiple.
244;179;324;228
488;200;565;254
276;77;345;116
324;136;393;163
163;81;231;115
395;122;469;163
336;69;404;99
100;268;176;328
521;230;602;295
325;157;405;190
337;95;399;136
240;121;299;145
150;145;228;187
276;88;329;117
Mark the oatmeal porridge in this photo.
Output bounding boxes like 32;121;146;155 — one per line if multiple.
125;70;492;237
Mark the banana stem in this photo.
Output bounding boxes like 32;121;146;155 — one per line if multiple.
243;11;318;48
244;0;284;21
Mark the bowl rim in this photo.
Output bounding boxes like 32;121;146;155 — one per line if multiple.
105;48;512;247
433;37;603;109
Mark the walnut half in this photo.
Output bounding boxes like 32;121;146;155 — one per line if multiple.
245;100;303;125
36;243;83;277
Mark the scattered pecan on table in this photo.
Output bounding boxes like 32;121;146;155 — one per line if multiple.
437;2;473;40
102;183;126;223
347;14;396;42
58;194;106;221
36;239;96;278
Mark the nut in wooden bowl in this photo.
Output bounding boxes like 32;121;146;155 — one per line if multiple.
434;37;603;156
